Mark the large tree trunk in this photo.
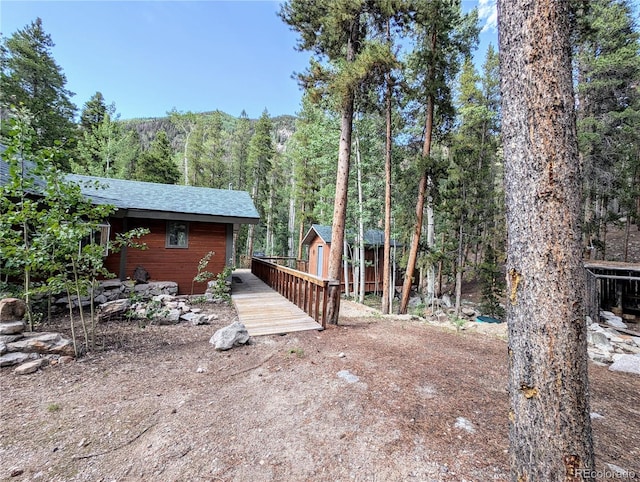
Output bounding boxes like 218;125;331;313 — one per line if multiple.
498;0;595;479
399;29;437;315
325;16;359;325
399;99;435;313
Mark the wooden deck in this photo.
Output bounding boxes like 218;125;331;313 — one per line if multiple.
231;269;323;336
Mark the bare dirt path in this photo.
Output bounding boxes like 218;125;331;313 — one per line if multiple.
1;301;638;481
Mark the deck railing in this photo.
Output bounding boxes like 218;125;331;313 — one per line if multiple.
251;257;334;328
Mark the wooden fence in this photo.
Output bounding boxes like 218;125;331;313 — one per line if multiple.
251;257;336;328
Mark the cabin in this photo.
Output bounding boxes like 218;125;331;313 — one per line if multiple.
1;151;259;295
301;224;401;293
585;261;640;327
68;174;259;294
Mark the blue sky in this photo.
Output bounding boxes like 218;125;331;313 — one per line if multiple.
1;1;498;121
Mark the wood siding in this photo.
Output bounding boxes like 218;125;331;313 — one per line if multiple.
306;237;399;293
307;237;329;278
104;218;227;295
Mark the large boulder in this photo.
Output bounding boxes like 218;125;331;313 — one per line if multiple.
0;298;26;322
210;320;250;351
6;332;75;357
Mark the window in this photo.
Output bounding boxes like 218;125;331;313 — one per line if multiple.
79;222;111;257
97;223;111;256
166;221;188;248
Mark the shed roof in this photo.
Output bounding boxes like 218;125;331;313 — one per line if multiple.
301;224;400;247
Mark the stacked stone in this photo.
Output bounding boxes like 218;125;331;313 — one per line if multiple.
55;280;179;309
0;298;75;375
97;293;218;326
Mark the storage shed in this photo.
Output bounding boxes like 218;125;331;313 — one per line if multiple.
301;224;401;293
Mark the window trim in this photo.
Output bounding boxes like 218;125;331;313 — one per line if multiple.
166;221;189;249
78;221;111;257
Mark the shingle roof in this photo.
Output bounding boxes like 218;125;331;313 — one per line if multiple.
0;146;48;191
67;174;260;222
302;224;400;247
1;149;259;223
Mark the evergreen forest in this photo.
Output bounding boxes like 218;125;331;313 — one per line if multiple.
1;0;639;317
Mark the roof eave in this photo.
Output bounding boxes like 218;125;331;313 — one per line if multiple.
110;208;260;224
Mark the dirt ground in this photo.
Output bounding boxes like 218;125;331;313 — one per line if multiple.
1;298;639;482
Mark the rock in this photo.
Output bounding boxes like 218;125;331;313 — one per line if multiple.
337;370;359;383
0;298;26;321
134;283;150;293
622;344;640;355
0;341;6;355
590;412;604;420
97;299;131;322
454;417;476;433
603;328;625;344
608;354;640;375
134;266;150;284
0;321;25;335
0;352;32;367
588;347;613;364
461;307;476;317
441;294;452;308
165;309;182;323
588;332;613;353
0;334;24;344
100;279;123;289
7;332;75;357
191;315;210;326
14;358;48;375
210;321;250;351
151;281;178;295
180;312;196;322
208;314;219;322
153;294;174;303
93;294;108;305
601;311;627;329
180;312;209;325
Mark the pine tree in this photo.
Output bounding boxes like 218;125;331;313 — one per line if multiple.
0;18;77;168
399;0;479;313
246;109;274;257
499;0;594;477
280;0;398;323
576;0;640;259
134;130;179;184
80;92;109;133
230;110;252;191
